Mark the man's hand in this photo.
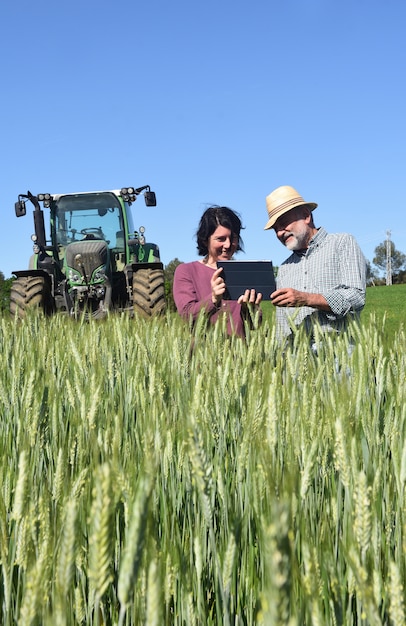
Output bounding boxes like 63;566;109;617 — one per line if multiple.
270;288;331;311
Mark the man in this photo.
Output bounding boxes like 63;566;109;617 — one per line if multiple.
264;185;367;341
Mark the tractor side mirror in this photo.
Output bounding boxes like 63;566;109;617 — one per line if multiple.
15;200;26;217
144;191;156;207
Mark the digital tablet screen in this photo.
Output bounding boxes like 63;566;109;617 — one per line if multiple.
217;260;276;301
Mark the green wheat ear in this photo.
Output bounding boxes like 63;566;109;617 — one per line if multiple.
352;470;372;558
55;499;77;598
88;463;115;608
146;559;162;626
117;474;153;616
389;560;406;626
11;451;28;522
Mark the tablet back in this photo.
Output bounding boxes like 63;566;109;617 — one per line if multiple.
217;260;276;301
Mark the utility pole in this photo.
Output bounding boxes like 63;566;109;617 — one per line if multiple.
386;230;392;286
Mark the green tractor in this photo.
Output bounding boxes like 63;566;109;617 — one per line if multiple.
10;186;166;319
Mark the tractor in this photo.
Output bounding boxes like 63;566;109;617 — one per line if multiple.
10;186;166;319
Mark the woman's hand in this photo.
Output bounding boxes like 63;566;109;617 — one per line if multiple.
238;289;262;305
211;267;227;305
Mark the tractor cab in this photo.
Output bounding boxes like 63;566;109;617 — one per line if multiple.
52;192;127;275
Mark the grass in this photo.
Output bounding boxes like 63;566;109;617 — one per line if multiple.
0;304;405;624
363;283;406;339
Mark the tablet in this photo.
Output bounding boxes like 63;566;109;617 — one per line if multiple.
217;260;276;301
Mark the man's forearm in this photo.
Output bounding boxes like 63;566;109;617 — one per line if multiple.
271;288;332;311
302;292;331;311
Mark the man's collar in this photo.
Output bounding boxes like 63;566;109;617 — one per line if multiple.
293;227;325;256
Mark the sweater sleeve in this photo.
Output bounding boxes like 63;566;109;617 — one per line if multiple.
173;262;218;321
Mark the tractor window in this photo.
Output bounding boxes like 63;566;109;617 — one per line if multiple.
54;193;124;250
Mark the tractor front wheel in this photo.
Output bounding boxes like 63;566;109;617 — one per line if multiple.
132;268;166;317
10;276;54;318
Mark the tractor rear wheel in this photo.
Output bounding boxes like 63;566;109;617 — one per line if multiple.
10;276;54;318
132;268;166;317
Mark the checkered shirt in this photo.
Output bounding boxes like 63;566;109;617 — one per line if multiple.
276;227;367;338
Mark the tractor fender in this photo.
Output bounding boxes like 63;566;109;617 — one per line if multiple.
12;269;54;293
12;269;52;279
123;261;163;282
131;262;163;271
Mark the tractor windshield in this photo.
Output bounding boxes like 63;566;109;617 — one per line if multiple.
54;192;125;251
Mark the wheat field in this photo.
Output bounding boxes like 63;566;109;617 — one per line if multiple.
0;310;405;625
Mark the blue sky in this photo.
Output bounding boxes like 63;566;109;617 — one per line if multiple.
2;0;405;278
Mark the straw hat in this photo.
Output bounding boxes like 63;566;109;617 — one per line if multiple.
264;185;317;230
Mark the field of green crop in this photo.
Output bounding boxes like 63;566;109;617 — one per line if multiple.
0;292;405;625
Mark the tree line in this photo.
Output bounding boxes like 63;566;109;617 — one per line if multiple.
0;273;13;312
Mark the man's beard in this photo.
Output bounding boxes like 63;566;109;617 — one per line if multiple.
283;223;310;251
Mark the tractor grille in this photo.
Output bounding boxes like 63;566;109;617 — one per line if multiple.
65;240;109;276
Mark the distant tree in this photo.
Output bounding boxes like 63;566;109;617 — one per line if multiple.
365;260;380;286
164;258;183;311
393;268;406;284
373;241;406;276
0;272;13;312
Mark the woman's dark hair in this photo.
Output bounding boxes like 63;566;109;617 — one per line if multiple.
196;206;244;256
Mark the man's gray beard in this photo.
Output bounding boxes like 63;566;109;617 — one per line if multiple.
285;235;307;251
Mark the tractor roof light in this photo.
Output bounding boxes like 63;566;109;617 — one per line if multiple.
38;193;52;207
121;187;138;203
121;185;153;204
120;188;130;202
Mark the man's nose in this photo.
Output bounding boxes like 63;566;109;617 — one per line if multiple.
275;224;289;236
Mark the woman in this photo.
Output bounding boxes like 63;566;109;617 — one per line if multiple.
173;206;262;336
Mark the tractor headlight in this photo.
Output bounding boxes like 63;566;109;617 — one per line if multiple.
94;270;107;282
68;269;83;283
31;234;40;253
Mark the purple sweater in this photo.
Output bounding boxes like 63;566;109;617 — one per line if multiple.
173;261;249;337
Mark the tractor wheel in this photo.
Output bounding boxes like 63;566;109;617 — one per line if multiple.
132;268;166;317
10;276;54;319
